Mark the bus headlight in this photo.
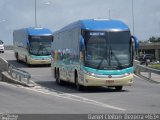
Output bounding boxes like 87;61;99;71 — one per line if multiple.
84;71;101;77
124;73;130;76
84;71;92;76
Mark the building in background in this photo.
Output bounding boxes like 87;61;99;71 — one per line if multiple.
139;42;160;61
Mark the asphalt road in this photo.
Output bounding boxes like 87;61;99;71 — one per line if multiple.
0;50;160;114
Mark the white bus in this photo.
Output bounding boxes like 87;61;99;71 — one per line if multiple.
13;27;53;65
51;19;138;90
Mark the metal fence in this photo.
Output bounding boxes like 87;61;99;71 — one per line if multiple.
8;64;31;84
0;57;31;85
135;64;160;83
4;45;13;50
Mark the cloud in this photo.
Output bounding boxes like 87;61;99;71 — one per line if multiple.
0;0;160;44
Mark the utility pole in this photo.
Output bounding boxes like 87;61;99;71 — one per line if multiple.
131;0;135;35
109;9;111;19
35;0;37;27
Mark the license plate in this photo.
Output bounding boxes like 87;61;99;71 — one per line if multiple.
106;80;114;84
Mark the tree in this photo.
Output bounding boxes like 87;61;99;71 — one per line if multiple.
149;36;160;43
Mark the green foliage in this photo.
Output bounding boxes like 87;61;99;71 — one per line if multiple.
149;64;160;70
149;36;160;43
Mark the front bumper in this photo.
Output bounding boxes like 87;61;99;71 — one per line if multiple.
29;58;51;65
82;73;133;87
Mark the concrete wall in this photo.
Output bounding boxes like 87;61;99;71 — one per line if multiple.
4;45;13;50
0;57;34;87
0;57;8;79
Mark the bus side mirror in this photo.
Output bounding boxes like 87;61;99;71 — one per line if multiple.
131;36;139;60
131;36;139;50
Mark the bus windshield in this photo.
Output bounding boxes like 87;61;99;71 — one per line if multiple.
29;36;52;56
84;30;132;70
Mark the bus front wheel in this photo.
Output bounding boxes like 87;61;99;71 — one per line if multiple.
16;53;20;62
25;56;31;66
75;73;83;91
56;69;62;85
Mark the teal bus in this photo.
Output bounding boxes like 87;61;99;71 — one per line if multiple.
51;19;138;90
13;27;53;65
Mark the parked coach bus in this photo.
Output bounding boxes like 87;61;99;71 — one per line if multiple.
13;27;53;66
51;19;138;90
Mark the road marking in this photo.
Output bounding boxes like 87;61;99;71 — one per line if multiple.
0;82;125;111
24;85;126;111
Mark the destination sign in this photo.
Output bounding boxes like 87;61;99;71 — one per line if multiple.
31;36;41;39
89;32;105;36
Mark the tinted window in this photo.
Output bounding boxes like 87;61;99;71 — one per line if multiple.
0;40;3;44
83;30;132;70
29;36;52;56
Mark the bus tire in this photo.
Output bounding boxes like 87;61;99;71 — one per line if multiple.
56;69;62;85
115;86;123;91
75;72;83;91
54;68;56;79
16;53;20;62
25;56;31;67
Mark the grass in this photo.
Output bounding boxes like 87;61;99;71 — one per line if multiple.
149;63;160;70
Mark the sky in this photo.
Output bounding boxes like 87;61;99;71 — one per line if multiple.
0;0;160;45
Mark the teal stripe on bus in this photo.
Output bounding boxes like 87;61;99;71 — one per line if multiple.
84;66;133;75
31;55;51;59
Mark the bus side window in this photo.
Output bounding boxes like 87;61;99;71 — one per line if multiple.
80;36;85;62
27;43;30;51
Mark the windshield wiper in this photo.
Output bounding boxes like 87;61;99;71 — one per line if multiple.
97;48;109;69
37;44;50;55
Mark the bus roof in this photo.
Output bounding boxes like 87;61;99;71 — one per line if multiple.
60;19;129;32
26;27;52;36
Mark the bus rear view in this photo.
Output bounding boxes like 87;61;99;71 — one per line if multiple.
51;19;138;91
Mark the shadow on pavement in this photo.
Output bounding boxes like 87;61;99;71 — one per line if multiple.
35;80;128;94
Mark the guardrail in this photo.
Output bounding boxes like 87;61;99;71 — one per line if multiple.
8;64;31;84
4;45;13;50
135;64;160;83
0;57;32;86
0;57;8;79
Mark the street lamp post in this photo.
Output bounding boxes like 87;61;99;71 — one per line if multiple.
35;0;37;27
34;0;51;27
108;9;111;19
131;0;138;59
131;0;135;35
